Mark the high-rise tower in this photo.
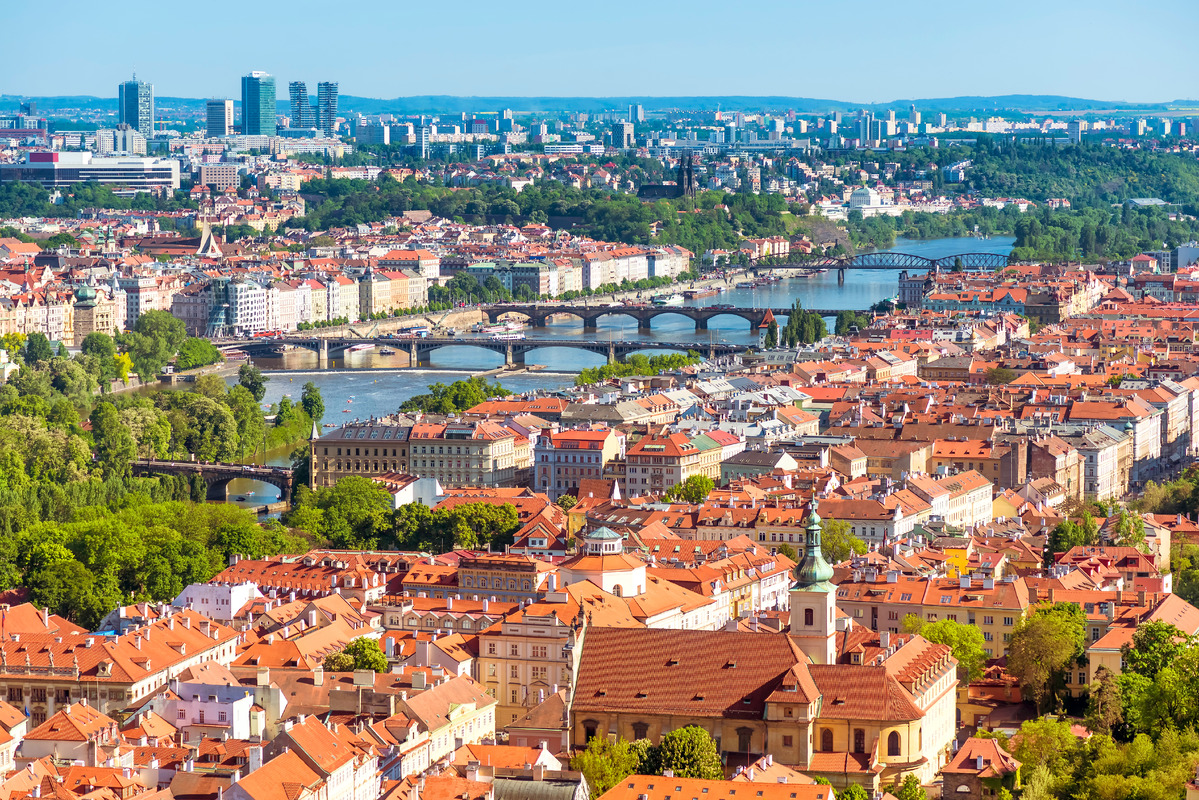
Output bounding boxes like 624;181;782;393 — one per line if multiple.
240;71;277;137
317;82;338;137
118;76;154;137
288;82;315;128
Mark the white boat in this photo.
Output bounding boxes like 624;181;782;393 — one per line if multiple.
346;343;374;353
652;293;685;306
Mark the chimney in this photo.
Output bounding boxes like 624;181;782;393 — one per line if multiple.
308;610;317;628
1028;586;1039;604
313;665;324;686
412;671;427;690
879;631;890;648
532;764;545;781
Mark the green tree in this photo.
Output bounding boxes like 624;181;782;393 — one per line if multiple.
1086;665;1125;736
820;518;867;563
984;367;1017;385
340;637;389;672
1043;512;1099;567
301;382;325;422
910;618;987;683
888;775;927;800
663;475;715;504
656;726;723;780
763;319;778;348
284;476;395;549
24;333;54;364
323;651;354;672
776;542;798;562
569;737;646;799
238;364;269;402
134;309;187;353
175;337;223;370
90;402;136;479
556;495;577;511
1008;602;1086;711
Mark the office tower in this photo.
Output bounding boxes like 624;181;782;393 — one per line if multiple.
628;103;644;123
119;76;154;137
241;71;277;137
886;109;896;123
415;126;431;159
936;112;947;128
612;122;634;148
317;82;338;137
1135;119;1147;136
909;104;921;126
206;99;234;137
288;82;315;128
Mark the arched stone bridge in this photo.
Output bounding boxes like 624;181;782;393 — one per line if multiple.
481;305;845;332
131;459;294;501
779;251;1014;271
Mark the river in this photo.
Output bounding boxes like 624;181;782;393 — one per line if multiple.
222;236;1013;504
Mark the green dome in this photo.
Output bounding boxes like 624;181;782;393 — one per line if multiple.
793;500;834;591
589;526;621;541
75;285;97;301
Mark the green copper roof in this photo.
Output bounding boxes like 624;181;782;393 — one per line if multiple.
793;499;835;591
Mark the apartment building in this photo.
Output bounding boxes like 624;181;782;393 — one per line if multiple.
834;572;1029;657
534;428;625;500
624;429;708;496
379;249;441;281
408;420;518;488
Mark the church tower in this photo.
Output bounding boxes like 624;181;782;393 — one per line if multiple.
789;499;837;665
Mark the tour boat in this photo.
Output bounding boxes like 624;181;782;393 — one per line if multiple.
652;293;685;306
684;288;718;299
379;347;396;355
346;343;374;353
471;322;508;334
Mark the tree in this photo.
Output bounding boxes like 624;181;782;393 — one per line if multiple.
323;651;355;672
285;476;395;549
656;726;723;780
1122;620;1194;679
663;475;715;504
341;637;389;672
820;518;867;563
556;495;577;511
1043;512;1098;567
763;319;778;348
913;618;987;683
569;737;646;798
175;337;223;370
301;382;324;422
133;309;187;353
1086;665;1124;736
838;786;870;800
1007;602;1086;711
24;333;54;364
888;775;927;800
238;364;268;402
984;367;1017;385
90;402;136;479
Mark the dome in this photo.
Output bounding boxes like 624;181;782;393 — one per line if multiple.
793;501;834;591
589;526;621;541
75;285;97;302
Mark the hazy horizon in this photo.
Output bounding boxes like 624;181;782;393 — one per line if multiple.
6;0;1196;104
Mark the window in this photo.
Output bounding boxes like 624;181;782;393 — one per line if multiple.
1003;617;1014;626
804;608;814;626
820;729;833;752
983;616;993;625
1078;671;1087;685
219;711;227;722
488;664;496;677
782;735;793;747
784;706;793;718
488;643;497;655
178;710;186;720
510;665;519;679
887;731;901;756
532;645;548;659
632;722;649;739
510;644;519;656
853;729;866;753
1091;627;1100;641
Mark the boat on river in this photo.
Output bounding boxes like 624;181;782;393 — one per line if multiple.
652;293;685;306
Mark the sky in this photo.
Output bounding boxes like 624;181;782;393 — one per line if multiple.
5;0;1198;104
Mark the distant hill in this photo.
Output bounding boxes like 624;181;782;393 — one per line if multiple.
0;93;1180;117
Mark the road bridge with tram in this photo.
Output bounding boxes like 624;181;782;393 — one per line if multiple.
481;304;844;332
225;336;751;367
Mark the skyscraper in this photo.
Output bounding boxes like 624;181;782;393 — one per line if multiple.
206;99;234;137
119;76;154;137
241;71;277;137
317;82;338;137
288;82;315;128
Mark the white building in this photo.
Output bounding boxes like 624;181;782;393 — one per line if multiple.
173;582;264;624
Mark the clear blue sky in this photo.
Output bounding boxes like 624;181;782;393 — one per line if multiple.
7;0;1197;103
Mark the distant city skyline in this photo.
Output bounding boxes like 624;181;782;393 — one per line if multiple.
5;0;1198;103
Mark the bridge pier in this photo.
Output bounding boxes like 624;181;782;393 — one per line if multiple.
317;339;329;367
409;340;419;367
837;268;846;284
608;343;617;365
638;321;653;334
583;317;598;332
206;478;233;502
505;344;526;367
531;315;548;328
